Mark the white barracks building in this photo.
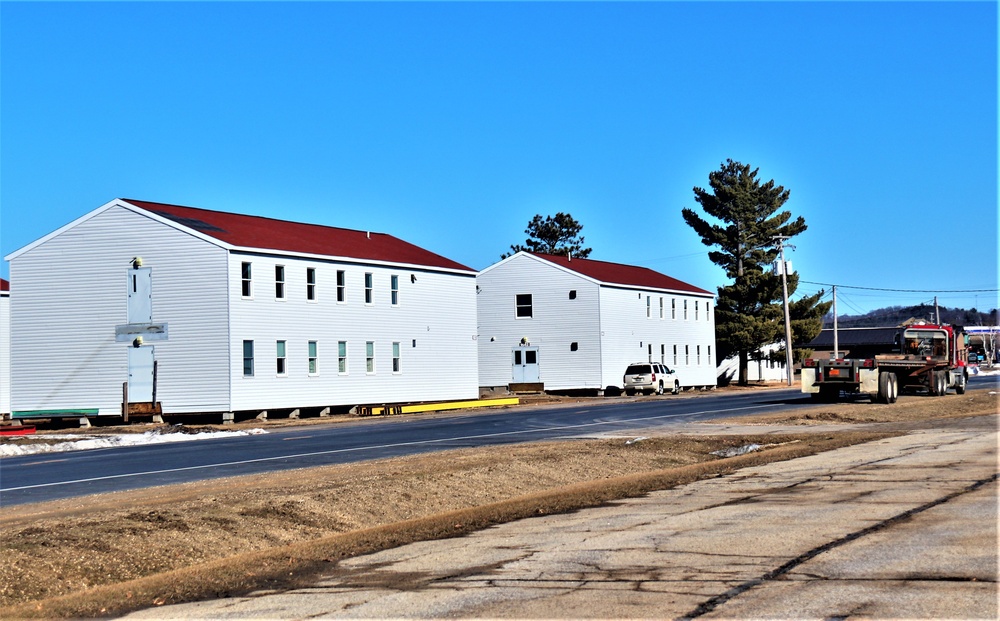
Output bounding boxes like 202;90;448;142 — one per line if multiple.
5;199;479;419
477;252;717;393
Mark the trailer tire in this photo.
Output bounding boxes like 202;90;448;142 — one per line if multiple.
889;373;898;403
877;371;892;404
956;373;967;395
935;371;948;396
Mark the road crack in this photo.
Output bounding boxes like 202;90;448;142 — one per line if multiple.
681;472;999;619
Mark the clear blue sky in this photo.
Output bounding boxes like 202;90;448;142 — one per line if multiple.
2;1;997;317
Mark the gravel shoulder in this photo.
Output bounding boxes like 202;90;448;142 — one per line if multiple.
1;388;996;619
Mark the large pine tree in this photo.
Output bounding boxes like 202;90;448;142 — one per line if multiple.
682;159;827;385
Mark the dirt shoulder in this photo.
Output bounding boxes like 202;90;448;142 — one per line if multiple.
1;390;996;619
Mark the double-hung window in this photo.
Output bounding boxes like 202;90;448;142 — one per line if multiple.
366;341;375;373
646;296;651;318
673;344;678;365
308;341;318;375
306;268;316;301
364;273;374;304
684;300;688;320
515;294;532;318
695;301;699;320
337;270;346;303
338;341;348;374
275;265;285;299
390;275;399;306
392;342;401;373
659;297;664;319
671;298;676;319
243;340;254;377
276;340;286;375
241;262;253;298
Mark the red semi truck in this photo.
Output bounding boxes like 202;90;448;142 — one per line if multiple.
801;324;969;403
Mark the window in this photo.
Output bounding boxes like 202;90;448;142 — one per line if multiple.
695;301;699;320
569;290;577;300
515;294;532;318
243;340;254;377
685;345;690;365
697;345;701;365
306;268;316;301
661;344;665;364
366;341;375;373
241;262;253;298
707;302;711;321
338;341;348;374
646;296;651;318
364;272;373;304
671;298;676;319
275;265;285;299
708;345;712;363
673;344;678;365
276;340;286;375
647;343;653;361
392;342;401;373
391;274;399;306
308;341;318;375
337;270;346;303
684;300;688;320
659;297;664;319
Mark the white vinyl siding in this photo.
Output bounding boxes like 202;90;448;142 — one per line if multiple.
477;254;602;390
229;258;478;410
7;204;231;415
7;199;479;416
478;253;717;392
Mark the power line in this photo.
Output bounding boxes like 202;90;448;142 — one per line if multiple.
800;281;999;294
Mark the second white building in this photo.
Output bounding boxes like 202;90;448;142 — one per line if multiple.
477;252;717;393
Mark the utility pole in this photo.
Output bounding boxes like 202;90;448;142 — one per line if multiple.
934;296;940;325
832;284;839;359
773;235;795;386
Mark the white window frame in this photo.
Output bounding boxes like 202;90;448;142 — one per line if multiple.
243;340;254;377
659;297;664;319
673;344;678;366
671;298;676;319
391;274;399;306
338;340;348;374
337;270;346;303
308;340;318;375
392;341;401;373
684;300;688;320
364;272;374;305
515;293;533;318
306;267;316;301
276;340;287;376
646;295;651;318
275;265;286;300
366;341;375;374
241;262;253;299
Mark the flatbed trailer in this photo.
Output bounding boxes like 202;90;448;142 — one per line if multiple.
801;324;969;403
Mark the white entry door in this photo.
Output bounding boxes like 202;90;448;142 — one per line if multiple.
128;345;155;402
512;347;539;383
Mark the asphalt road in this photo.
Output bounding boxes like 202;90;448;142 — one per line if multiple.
2;377;996;507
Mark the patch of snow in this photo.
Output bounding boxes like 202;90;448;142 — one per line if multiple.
625;436;648;445
711;443;763;458
0;428;267;458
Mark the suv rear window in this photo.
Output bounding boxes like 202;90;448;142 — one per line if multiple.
626;365;652;374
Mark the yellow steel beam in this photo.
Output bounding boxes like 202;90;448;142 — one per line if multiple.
365;398;519;416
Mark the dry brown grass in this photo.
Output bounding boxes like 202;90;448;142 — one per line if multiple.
1;389;996;619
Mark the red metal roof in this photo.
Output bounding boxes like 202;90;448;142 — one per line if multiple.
122;199;473;272
531;253;712;295
0;278;8;292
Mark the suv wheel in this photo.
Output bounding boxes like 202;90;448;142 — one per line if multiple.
672;381;679;395
656;382;664;395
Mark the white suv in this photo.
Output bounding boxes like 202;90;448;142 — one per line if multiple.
623;362;679;396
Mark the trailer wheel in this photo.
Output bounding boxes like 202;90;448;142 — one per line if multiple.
956;373;967;395
888;373;898;403
876;371;892;404
935;371;948;396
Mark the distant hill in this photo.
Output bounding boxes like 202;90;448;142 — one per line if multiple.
823;305;998;329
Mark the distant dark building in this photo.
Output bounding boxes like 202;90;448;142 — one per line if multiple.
804;327;902;359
